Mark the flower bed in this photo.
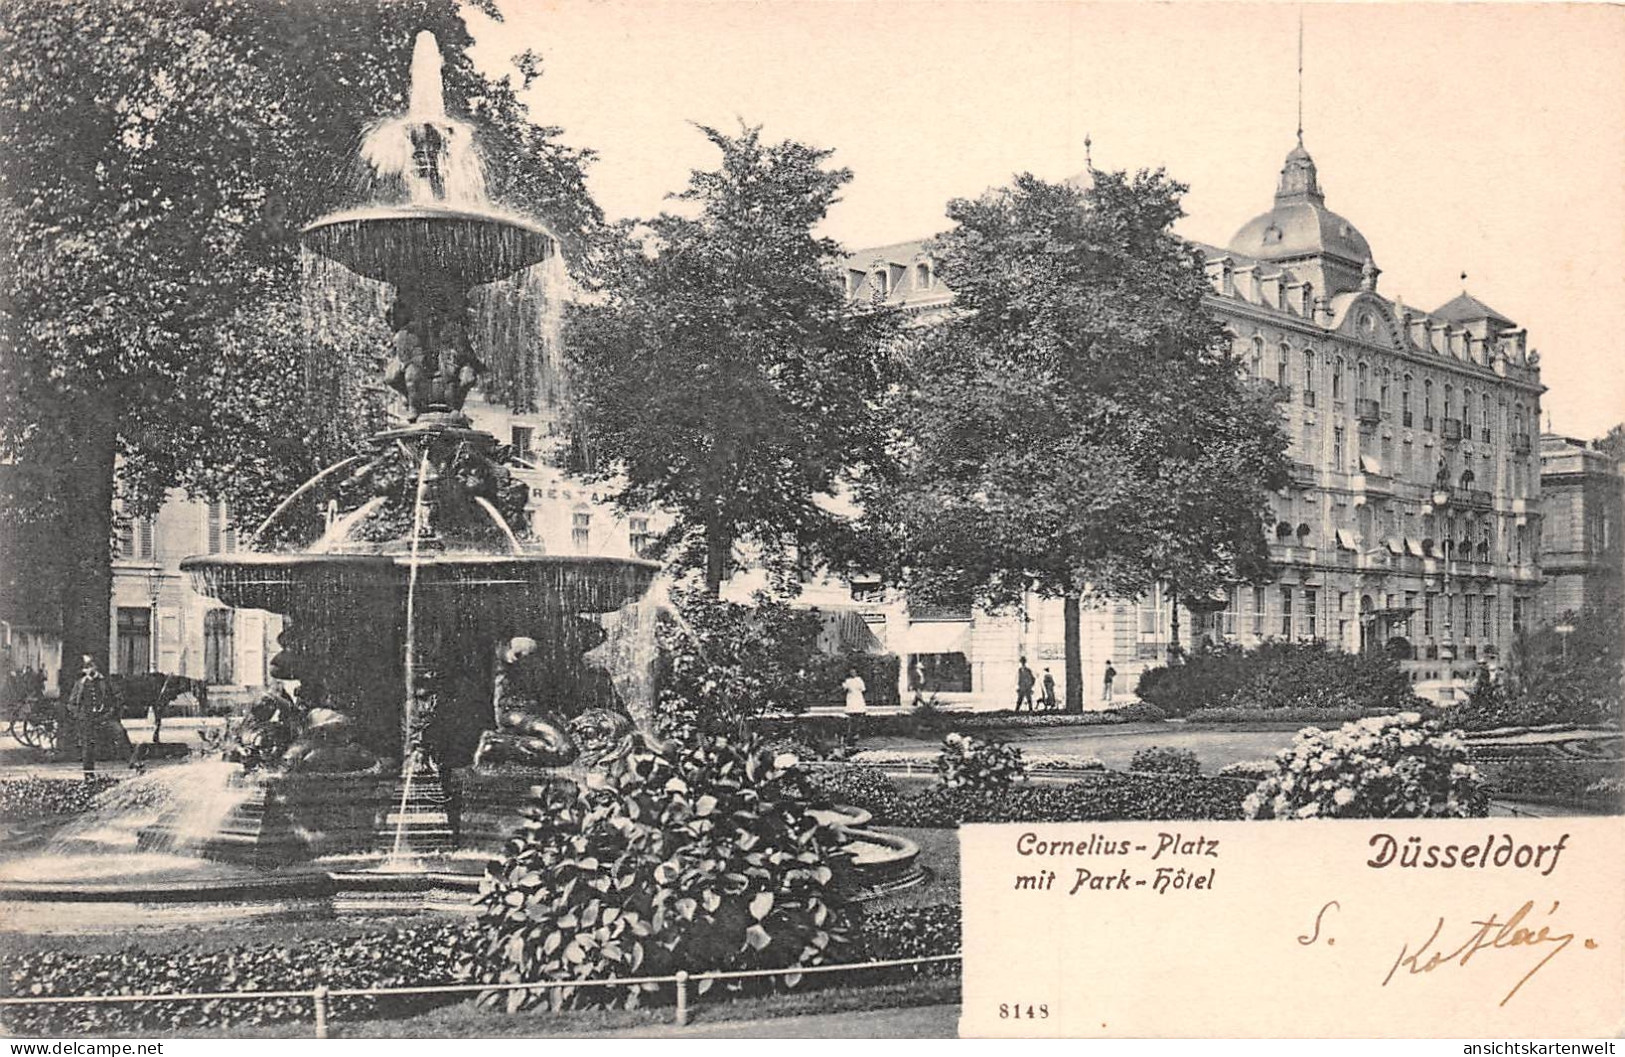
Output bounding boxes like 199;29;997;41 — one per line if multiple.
804;766;1245;826
0;905;960;1036
1474;758;1624;808
1184;705;1404;725
0;776;124;822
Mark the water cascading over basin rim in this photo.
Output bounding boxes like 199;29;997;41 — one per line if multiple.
181;551;662;617
300;203;558;287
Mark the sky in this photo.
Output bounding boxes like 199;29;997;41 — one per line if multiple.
464;1;1625;440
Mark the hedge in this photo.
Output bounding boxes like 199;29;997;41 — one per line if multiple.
805;766;1246;826
0;905;961;1036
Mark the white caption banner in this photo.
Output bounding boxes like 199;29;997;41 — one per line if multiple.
960;817;1625;1038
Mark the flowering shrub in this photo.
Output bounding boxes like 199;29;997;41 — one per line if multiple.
1128;746;1201;776
934;732;1026;790
655;589;827;732
462;734;856;1011
1243;713;1488;820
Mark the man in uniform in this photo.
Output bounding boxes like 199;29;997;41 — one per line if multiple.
68;655;113;775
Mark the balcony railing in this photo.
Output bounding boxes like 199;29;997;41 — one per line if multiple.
1441;418;1463;443
1479;428;1493;446
1456;488;1493;510
1302;389;1317;408
1287;461;1318;487
1422;416;1435;433
911;603;972;622
1402;410;1414;428
1356;398;1381;423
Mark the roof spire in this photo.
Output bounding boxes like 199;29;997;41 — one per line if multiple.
1296;8;1304;146
1084;132;1093;169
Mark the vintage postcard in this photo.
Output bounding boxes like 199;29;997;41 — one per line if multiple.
1;0;1621;1044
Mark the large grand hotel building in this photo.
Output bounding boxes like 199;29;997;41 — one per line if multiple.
838;141;1545;704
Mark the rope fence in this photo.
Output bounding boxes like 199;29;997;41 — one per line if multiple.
0;952;963;1037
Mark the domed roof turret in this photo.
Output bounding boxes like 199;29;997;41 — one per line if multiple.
1228;139;1373;268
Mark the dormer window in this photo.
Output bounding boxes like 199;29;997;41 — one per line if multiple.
915;262;931;290
873;270;888;296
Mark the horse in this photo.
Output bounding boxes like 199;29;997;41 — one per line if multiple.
108;672;210;744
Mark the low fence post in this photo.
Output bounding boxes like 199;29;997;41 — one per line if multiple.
673;970;689;1028
312;985;330;1039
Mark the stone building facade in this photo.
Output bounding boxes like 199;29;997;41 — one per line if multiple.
1537;434;1623;620
844;141;1546;704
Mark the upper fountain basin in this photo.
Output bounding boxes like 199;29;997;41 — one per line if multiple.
301;203;558;287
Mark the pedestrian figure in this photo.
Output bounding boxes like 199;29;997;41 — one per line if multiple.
1015;657;1035;711
1102;659;1118;704
842;667;868;715
1041;667;1057;710
68;655;112;775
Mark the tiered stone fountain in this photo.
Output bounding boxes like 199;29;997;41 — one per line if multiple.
0;33;919;919
175;31;662;867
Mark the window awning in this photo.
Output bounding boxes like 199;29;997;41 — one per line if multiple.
1384;537;1404;555
902;620;972;656
1405;538;1425;558
1336;529;1359;551
1359;454;1383;475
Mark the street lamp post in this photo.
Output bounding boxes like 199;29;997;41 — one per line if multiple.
1554;623;1576;661
145;568;165;675
1432;488;1453;664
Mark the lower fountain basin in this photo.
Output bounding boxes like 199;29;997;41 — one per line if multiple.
0;775;924;930
182;551;662;617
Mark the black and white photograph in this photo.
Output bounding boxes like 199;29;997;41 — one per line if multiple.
1;0;1621;1043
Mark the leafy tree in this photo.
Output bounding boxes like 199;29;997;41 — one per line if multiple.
857;170;1289;710
1593;423;1625;463
565;123;897;595
0;0;601;681
1459;600;1624;729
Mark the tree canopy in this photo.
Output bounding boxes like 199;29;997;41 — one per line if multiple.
564;123;898;594
0;0;601;673
857;169;1291;708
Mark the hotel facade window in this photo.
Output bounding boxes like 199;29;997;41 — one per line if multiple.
207;501;236;554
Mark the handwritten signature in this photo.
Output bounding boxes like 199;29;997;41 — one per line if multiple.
1380;900;1598;1006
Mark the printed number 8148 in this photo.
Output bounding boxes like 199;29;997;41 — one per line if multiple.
999;1004;1049;1019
